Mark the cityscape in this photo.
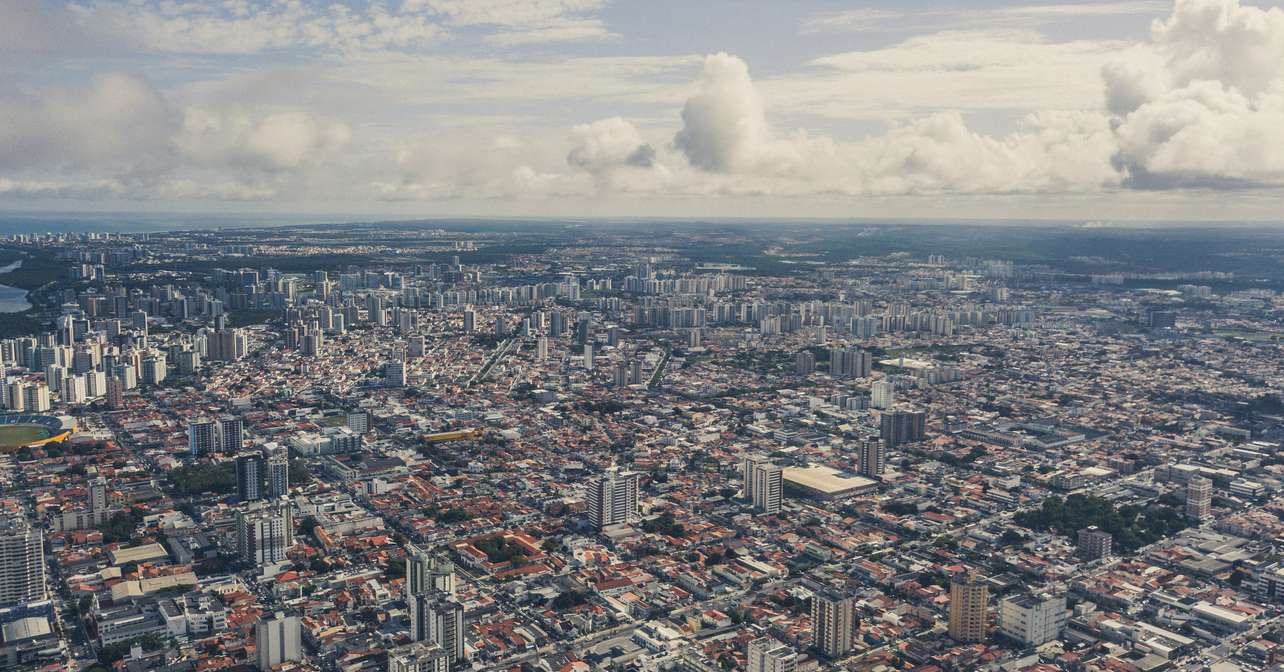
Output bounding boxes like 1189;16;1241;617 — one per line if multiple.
0;221;1278;672
3;0;1284;671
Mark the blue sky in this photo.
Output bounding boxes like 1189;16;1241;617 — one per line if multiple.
2;0;1284;221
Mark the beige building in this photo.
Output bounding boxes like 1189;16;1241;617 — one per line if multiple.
949;572;989;643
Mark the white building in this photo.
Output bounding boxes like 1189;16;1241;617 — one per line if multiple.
871;380;895;409
587;468;640;530
255;612;302;670
0;515;45;607
236;499;293;566
742;456;782;514
999;593;1067;646
747;637;796;672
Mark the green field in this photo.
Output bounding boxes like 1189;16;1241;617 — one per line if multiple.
0;425;52;448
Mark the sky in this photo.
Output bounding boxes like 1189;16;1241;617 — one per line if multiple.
2;0;1284;222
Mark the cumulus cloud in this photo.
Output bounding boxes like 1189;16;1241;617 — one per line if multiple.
3;0;1284;207
175;108;351;171
674;54;774;172
567;118;655;172
0;73;171;170
653;53;1119;195
1106;0;1284;187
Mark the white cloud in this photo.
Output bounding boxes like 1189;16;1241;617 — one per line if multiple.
801;2;1169;35
655;53;1120;196
784;30;1126;119
417;0;615;44
1107;0;1284;186
567;118;655;172
63;0;441;54
674;54;773;172
175;108;351;171
3;0;1284;210
0;73;171;170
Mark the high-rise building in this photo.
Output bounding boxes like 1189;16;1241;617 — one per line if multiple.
0;515;46;607
236;499;294;566
346;411;370;434
407;546;456;598
742;456;782;514
188;419;217;457
0;381;25;411
828;348;871;378
23;383;50;412
858;438;885;479
794;351;815;376
237;452;265;503
870;380;895;409
880;410;926;448
536;337;548;361
998;593;1066;646
90;477;108;512
583;344;594;371
105;376;124;409
386;357;408;388
266;447;289;498
141;352;166;385
811;588;855;658
255;612;302;671
1186;476;1212;521
462;309;476;334
409;593;465;665
948;572;989;643
587;468;640;530
1076;526;1112;560
219;416;245;453
747;637;797;672
387;641;450;672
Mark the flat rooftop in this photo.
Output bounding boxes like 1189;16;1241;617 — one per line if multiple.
783;465;878;499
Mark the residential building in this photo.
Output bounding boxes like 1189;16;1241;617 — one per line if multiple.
811;588;854;659
998;593;1067;646
587;468;640;530
256;612;302;671
949;572;989;643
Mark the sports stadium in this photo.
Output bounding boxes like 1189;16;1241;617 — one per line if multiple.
0;414;75;452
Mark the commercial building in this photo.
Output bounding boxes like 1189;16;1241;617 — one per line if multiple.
782;465;878;500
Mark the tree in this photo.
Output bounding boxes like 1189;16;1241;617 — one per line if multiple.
97;511;137;544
